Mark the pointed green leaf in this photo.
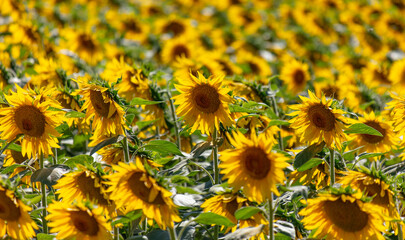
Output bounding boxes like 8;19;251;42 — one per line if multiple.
194;212;235;227
235;206;262;220
130;97;163;105
143;140;183;156
297;158;323;172
65;110;86;118
345;123;383;137
293;142;325;169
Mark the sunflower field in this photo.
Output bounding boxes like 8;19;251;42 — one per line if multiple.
1;0;405;239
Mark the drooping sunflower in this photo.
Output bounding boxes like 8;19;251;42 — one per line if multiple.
0;184;38;239
201;192;267;237
288;90;347;149
72;76;127;140
104;160;181;229
46;201;112;240
299;192;387;240
0;86;64;158
54;165;114;216
348;111;397;157
338;170;400;230
280;58;310;95
172;72;234;135
219;131;290;203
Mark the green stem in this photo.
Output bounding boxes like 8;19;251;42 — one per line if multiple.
188;161;215;186
330;148;335;186
270;96;283;150
268;194;274;240
168;226;177;240
39;154;48;234
213;225;219;240
122;137;130;163
52;148;57;165
166;91;181;150
212;128;219;185
114;226;119;240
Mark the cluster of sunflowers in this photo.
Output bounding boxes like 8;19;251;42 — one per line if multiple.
1;0;405;239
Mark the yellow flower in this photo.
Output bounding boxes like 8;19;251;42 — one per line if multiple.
300;192;387;240
0;86;64;158
28;57;64;89
219;131;289;203
386;93;405;137
361;62;391;94
104;160;181;229
236;51;272;84
160;38;200;65
8;20;41;47
4;146;39;186
0;185;38;239
289;161;329;189
288;90;347;149
280;58;310;94
155;15;195;39
72;76;127;140
47;201;112;240
172;72;234;135
389;59;405;93
106;11;150;43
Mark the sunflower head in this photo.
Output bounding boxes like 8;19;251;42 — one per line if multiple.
280;58;310;94
172;72;234;135
288;90;348;149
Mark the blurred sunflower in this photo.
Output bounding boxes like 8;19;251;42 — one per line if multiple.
72;76;127;140
3;146;39;186
361;62;391;94
172;72;234;135
28;57;64;89
299;192;387;240
0;184;38;239
236;51;272;84
338;170;400;231
47;201;112;240
54;165;113;215
280;58;310;94
161;38;199;65
155;15;194;39
106;11;150;43
227;6;262;34
388;59;405;92
219;131;289;203
105;160;181;229
8;20;41;47
288;90;347;149
348;111;397;157
386;93;405;136
0;86;64;158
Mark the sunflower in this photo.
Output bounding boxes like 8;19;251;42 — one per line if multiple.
219;131;289;203
72;76;127;140
389;59;405;92
299;192;387;240
3;146;40;186
280;58;310;95
0;86;64;158
386;93;405;137
201;192;267;237
155;15;195;39
172;72;234;135
236;51;272;84
104;160;181;229
289;161;329;189
106;11;150;43
173;56;225;82
288;90;347;149
8;20;41;47
338;170;400;230
348;111;397;157
46;201;112;240
0;185;38;239
160;38;199;65
361;62;391;94
28;57;64;89
54;165;114;216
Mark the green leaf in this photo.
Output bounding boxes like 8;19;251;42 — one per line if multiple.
65;110;85;118
63;155;93;168
297;158;323;172
345;123;383;137
112;210;142;226
136;119;159;130
142;140;183;156
293;142;325;169
268;120;290;127
23;194;42;205
130;97;163;105
235;206;262;220
89;136;122;155
37;233;56;240
358;152;385;160
194;212;235;227
1;164;26;174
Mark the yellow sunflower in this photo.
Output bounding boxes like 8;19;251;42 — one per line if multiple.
289;161;329;190
160;38;200;65
288;90;347;149
386;93;405;137
54;165;114;216
338;170;400;231
389;59;405;92
8;20;41;47
0;86;64;158
348;111;397;157
28;57;64;89
46;201;112;240
105;11;150;43
219;131;289;203
201;192;267;237
361;62;391;94
280;58;310;95
0;184;38;239
172;72;234;135
299;192;387;240
72;76;127;140
104;160;181;229
4;147;39;186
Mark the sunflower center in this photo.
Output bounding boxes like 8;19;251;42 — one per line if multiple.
172;45;190;60
225;199;239;215
293;69;306;85
128;172;165;205
373;69;390;84
24;26;39;43
217;60;233;76
241;147;271;179
0;190;21;221
163;21;185;36
364;32;382;52
360;182;390;206
323;198;368;232
124;19;141;33
248;62;260;74
191;84;221;114
388;19;404;33
89;90;110;118
76;172;109;206
10;149;29;163
308;104;335;131
79;34;96;52
14;105;46;137
70;211;99;236
322;86;339;99
361;121;385;144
